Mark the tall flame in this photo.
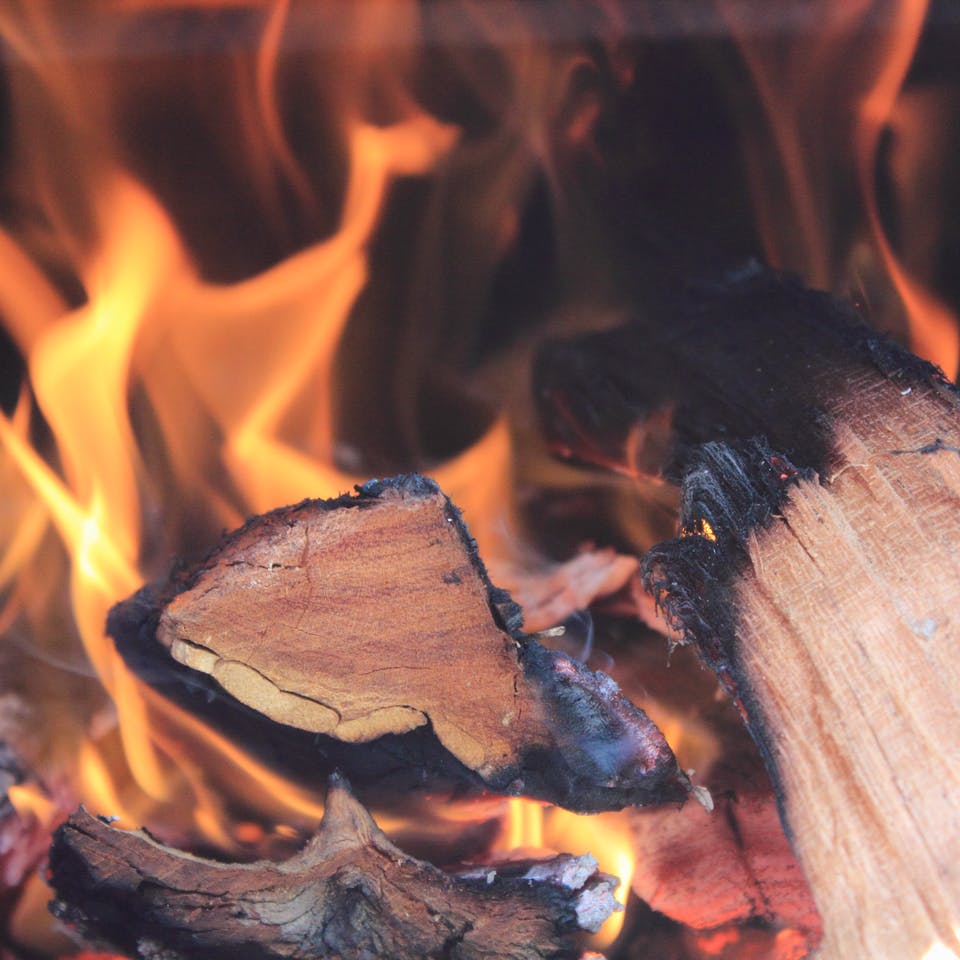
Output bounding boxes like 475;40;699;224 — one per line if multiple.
721;0;959;379
0;0;608;857
0;1;527;844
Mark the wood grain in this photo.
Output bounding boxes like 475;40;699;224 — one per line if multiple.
49;775;619;960
538;265;960;958
113;475;687;812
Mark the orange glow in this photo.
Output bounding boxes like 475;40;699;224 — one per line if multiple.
694;926;742;956
653;712;721;779
723;0;959;380
6;781;56;826
498;797;633;950
682;517;717;542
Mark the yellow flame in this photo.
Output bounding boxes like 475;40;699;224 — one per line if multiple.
6;782;56;826
547;807;634;949
504;797;546;852
500;798;634;950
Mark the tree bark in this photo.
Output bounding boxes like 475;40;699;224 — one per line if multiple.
109;474;688;813
536;264;960;959
50;774;619;960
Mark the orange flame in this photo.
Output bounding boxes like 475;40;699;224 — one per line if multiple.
498;797;634;950
722;0;959;379
0;1;526;849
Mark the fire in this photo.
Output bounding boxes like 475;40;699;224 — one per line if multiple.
498;797;635;951
0;3;956;957
722;0;960;380
0;1;506;849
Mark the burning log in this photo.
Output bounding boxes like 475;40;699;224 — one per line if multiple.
49;773;618;960
628;755;821;953
536;264;960;958
593;623;821;957
109;475;688;813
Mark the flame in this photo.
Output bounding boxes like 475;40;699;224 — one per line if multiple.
498;798;634;950
722;0;959;380
6;781;56;826
852;1;960;379
0;0;531;852
503;796;547;852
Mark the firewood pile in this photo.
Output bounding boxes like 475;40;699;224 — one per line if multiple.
6;265;951;960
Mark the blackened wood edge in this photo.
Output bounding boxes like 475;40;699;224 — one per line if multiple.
640;440;810;820
108;474;688;813
534;262;957;481
49;775;619;960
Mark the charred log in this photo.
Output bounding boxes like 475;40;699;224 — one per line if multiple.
49;774;618;960
590;620;821;958
534;261;953;482
109;475;688;813
536;265;960;958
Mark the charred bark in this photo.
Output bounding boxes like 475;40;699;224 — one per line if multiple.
536;264;960;958
50;774;618;960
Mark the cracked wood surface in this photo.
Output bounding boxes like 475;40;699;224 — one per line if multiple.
112;475;687;812
157;478;519;766
537;266;960;958
49;774;619;960
725;384;960;960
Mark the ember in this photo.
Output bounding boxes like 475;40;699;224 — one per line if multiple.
0;3;957;960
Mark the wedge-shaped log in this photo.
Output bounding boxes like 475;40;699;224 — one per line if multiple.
49;774;618;960
110;475;687;812
536;265;960;959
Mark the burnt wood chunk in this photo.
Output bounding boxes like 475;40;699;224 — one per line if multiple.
535;260;954;481
537;265;960;959
109;475;687;813
49;775;619;960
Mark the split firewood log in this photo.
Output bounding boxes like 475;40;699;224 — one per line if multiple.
49;773;618;960
586;621;821;957
109;475;688;813
535;263;960;959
